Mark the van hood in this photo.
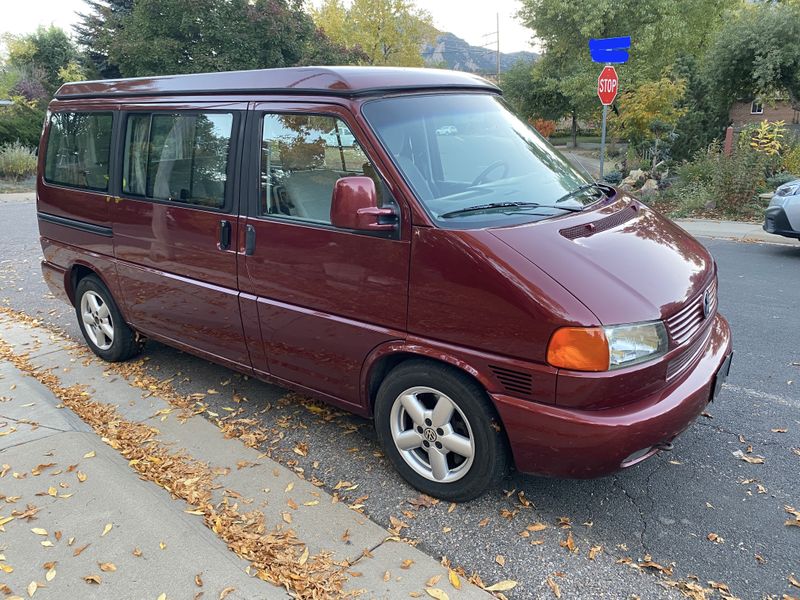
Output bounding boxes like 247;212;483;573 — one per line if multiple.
489;198;713;325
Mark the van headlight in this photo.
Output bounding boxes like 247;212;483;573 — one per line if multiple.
547;321;668;372
604;321;668;369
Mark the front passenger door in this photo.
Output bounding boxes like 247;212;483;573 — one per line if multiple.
239;104;410;411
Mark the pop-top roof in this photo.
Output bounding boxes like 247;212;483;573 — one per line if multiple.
55;66;500;100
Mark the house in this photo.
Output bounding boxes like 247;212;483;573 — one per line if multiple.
729;99;800;133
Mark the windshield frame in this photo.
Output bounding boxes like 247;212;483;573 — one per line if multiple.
360;91;602;230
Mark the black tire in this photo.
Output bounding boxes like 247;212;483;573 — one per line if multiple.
74;274;142;362
374;359;509;502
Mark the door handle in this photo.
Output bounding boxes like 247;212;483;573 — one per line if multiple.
245;224;256;256
219;220;231;250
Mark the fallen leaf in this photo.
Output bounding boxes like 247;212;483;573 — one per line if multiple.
298;547;309;566
495;554;506;567
281;512;292;525
83;451;96;459
772;428;788;433
732;450;764;464
559;531;577;553
99;562;116;572
27;581;37;597
425;589;448;600
400;559;414;570
707;533;724;544
0;564;12;573
31;528;48;536
546;577;561;598
83;575;101;584
527;522;547;532
219;587;235;599
101;523;112;537
159;541;166;550
485;580;517;592
132;548;142;557
448;570;461;589
73;544;90;557
589;545;602;560
478;517;490;528
157;594;166;600
790;574;800;588
45;568;56;582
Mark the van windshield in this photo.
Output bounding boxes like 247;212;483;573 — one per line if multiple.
362;94;603;228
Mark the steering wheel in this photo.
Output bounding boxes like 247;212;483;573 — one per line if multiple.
471;160;509;186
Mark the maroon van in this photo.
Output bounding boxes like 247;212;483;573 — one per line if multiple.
36;67;732;500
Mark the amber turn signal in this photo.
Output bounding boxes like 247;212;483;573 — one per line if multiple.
547;327;610;372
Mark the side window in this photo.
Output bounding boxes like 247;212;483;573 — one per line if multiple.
122;112;233;209
44;112;113;191
260;114;397;224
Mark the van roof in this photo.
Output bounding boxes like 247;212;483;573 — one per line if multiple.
55;66;500;100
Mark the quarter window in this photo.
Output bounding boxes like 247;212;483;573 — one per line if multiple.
44;112;113;191
123;112;233;209
260;114;396;223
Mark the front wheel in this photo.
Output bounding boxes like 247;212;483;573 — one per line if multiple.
374;360;509;502
75;275;142;362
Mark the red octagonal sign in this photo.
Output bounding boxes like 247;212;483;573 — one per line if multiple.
597;66;619;106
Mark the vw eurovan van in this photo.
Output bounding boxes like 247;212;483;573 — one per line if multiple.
37;67;732;500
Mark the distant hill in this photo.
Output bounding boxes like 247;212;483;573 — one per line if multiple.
422;32;538;75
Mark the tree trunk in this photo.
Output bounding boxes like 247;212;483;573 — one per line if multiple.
571;111;577;148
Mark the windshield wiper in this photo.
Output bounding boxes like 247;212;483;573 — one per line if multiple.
553;182;610;205
440;202;542;219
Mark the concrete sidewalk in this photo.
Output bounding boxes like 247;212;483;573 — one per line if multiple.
0;313;491;599
674;218;799;246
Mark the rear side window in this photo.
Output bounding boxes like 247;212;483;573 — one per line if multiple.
123;112;233;209
44;112;113;191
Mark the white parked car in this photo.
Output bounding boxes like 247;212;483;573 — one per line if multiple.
764;179;800;240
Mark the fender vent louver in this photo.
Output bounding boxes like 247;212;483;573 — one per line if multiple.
489;365;533;397
560;205;638;240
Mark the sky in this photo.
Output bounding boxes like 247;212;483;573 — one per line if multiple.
1;0;537;54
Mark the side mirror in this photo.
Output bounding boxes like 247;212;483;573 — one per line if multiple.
330;176;396;232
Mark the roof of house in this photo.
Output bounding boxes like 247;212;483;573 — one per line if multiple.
55;66;500;100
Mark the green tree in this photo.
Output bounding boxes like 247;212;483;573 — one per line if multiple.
3;26;85;97
312;0;437;67
74;0;135;79
77;0;365;77
705;2;800;111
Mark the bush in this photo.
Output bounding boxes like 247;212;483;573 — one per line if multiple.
670;143;767;217
531;118;556;138
603;170;623;184
766;172;798;189
0;142;37;180
783;144;800;176
0;97;46;147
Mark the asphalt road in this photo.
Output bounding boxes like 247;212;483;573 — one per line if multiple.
2;195;798;599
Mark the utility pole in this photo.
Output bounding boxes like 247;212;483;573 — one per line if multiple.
496;13;500;80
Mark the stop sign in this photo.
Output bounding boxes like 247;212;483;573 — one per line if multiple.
597;66;619;105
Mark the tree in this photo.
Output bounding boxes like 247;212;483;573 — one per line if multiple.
74;0;135;79
705;2;800;111
612;73;686;168
312;0;437;67
3;26;85;97
75;0;366;78
510;0;740;148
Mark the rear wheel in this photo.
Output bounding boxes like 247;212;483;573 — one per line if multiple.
75;275;142;362
374;360;509;501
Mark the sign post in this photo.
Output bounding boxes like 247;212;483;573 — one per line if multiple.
588;36;631;180
597;66;619;179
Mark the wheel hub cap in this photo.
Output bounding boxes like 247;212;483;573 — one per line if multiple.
389;386;476;484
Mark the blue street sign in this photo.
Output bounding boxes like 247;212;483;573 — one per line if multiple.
589;36;631;63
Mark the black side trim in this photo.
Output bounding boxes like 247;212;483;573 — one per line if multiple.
37;212;113;237
55;84;501;101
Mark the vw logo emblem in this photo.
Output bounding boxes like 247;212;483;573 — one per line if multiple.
423;428;437;442
702;289;712;319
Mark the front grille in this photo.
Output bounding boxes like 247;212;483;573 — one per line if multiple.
666;325;711;380
665;280;717;346
489;365;533;397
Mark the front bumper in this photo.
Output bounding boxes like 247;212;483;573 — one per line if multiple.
763;205;800;239
493;313;732;478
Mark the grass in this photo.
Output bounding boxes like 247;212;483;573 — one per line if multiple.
0;175;35;194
